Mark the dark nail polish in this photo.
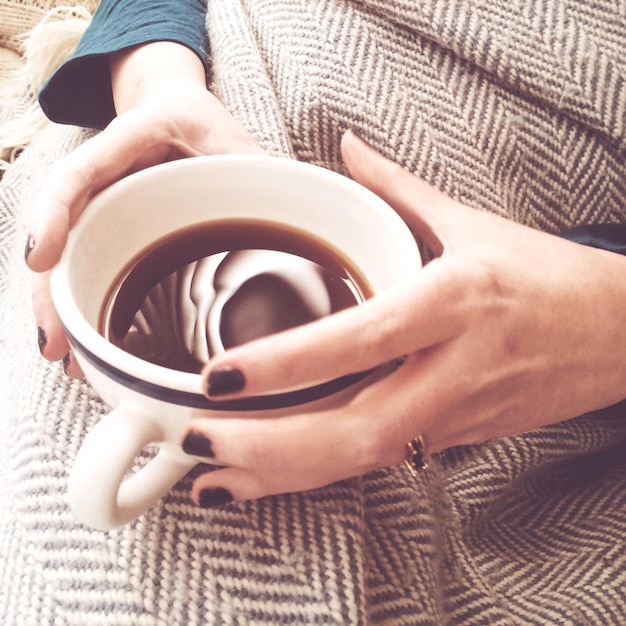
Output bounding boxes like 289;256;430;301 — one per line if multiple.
392;355;407;371
37;326;47;354
62;353;71;374
24;235;35;262
207;367;246;396
182;431;215;458
198;487;233;509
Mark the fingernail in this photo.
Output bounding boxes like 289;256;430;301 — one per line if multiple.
62;353;71;375
198;487;233;508
182;430;215;458
207;367;246;396
24;235;35;262
37;326;47;354
392;355;407;371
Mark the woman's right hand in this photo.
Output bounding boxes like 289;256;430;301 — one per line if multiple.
25;42;262;375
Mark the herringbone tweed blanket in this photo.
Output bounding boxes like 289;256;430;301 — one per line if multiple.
1;1;626;624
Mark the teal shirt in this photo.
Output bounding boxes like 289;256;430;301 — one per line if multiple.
39;0;208;129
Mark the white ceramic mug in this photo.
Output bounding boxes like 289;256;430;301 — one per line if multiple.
51;154;421;530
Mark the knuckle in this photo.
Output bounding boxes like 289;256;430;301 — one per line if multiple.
68;157;99;192
444;256;510;310
111;106;176;147
445;256;522;357
56;147;102;204
236;433;268;471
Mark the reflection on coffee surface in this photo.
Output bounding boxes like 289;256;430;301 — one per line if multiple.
100;219;372;373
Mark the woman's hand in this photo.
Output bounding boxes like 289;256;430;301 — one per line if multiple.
25;42;262;375
179;130;626;508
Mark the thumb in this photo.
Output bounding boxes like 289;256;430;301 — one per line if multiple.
26;110;171;273
25;165;81;273
340;130;476;256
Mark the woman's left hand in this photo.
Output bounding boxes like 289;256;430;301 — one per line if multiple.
180;131;626;508
26;42;262;377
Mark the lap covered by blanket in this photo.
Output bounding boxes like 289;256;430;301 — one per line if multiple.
1;1;626;624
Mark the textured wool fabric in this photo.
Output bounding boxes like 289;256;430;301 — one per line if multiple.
0;0;97;165
2;1;626;624
0;0;96;51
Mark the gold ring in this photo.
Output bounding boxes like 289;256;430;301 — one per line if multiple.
404;435;428;475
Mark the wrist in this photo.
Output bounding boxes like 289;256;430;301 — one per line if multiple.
110;41;207;114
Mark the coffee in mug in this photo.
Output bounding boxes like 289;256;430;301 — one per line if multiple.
99;219;374;373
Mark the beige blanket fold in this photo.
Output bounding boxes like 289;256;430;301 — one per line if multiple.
0;1;97;167
1;1;626;624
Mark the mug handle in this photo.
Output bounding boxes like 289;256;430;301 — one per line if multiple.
67;408;196;530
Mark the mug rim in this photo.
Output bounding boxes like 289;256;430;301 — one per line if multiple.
64;324;372;410
51;154;420;408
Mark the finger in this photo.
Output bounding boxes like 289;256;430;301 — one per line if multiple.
201;259;468;398
341;130;482;255
183;408;371;503
185;357;443;504
190;467;263;507
189;464;336;507
25;110;171;272
31;270;70;361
